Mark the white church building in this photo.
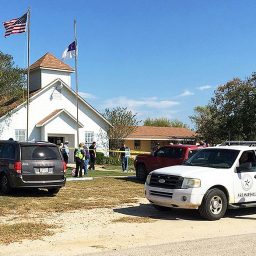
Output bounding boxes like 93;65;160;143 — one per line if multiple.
0;53;111;161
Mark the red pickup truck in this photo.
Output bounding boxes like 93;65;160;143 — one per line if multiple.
134;144;201;181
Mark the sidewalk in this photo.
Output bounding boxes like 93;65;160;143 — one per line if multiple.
66;177;93;181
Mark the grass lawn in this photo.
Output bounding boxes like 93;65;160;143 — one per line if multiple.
0;176;144;244
66;164;136;178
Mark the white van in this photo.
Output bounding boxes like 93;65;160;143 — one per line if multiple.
145;143;256;220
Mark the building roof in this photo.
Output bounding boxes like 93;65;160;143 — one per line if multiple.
29;52;74;72
0;78;112;128
0;89;42;118
125;126;196;140
36;109;84;128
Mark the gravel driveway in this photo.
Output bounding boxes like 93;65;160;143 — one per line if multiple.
1;198;256;256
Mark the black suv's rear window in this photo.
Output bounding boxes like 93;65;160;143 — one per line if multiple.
21;146;61;160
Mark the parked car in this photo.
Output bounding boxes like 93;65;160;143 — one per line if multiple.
0;140;66;195
145;144;256;220
134;144;201;181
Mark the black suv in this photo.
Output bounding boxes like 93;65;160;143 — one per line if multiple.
0;140;66;195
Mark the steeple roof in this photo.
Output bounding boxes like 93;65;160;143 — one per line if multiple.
29;52;74;72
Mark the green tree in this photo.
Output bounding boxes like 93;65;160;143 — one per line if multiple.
190;74;256;144
189;105;219;143
144;117;187;128
170;119;188;128
102;107;140;149
0;51;26;116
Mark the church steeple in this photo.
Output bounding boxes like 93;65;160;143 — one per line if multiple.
29;53;74;92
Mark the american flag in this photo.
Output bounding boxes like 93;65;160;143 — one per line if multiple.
3;12;27;37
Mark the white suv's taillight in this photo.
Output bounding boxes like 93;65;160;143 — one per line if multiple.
14;161;22;174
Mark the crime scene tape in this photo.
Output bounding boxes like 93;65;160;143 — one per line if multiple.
65;147;151;154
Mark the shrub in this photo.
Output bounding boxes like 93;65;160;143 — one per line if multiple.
96;152;105;164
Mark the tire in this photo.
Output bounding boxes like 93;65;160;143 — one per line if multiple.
47;187;60;196
152;204;171;211
136;164;147;182
199;188;227;221
0;174;12;194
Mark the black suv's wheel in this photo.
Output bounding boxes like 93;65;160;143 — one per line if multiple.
199;188;227;221
0;174;12;194
47;188;60;196
136;164;147;181
152;204;171;211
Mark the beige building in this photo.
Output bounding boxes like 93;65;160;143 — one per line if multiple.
125;126;196;154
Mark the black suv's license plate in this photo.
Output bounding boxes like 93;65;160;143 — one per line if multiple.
34;167;53;174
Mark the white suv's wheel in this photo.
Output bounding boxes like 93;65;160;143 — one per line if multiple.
199;188;227;220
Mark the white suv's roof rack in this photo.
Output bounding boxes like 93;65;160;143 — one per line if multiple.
221;141;256;146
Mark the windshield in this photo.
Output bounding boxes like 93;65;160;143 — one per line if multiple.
184;148;239;168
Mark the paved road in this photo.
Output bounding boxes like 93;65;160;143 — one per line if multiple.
84;233;256;256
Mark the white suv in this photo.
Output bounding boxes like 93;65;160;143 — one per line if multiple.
145;144;256;220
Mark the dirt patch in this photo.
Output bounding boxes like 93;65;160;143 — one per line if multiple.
112;216;155;223
1;199;256;255
2;178;256;255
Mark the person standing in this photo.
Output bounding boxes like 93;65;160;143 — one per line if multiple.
88;141;96;171
59;143;64;152
59;143;66;162
74;143;85;177
120;143;130;172
152;142;160;155
62;141;69;164
83;142;90;175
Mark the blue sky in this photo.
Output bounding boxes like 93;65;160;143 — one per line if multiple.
1;0;256;128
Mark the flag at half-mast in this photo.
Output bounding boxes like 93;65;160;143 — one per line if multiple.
3;12;27;37
62;41;77;59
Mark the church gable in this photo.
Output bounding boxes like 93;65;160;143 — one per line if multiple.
0;78;111;129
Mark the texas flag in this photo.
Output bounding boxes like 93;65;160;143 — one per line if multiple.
62;41;77;59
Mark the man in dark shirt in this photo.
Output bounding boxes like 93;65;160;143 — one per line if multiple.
120;143;130;172
88;141;96;171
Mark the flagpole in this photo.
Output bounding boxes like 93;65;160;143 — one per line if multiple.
26;8;30;141
74;19;79;147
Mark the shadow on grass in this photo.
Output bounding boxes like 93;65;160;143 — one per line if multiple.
0;188;56;198
113;203;202;221
114;176;144;184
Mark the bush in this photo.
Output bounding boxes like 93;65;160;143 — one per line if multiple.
96;152;105;165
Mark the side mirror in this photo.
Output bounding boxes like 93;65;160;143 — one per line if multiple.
236;166;243;173
236;165;252;173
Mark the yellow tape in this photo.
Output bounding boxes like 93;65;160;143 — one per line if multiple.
64;147;151;154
